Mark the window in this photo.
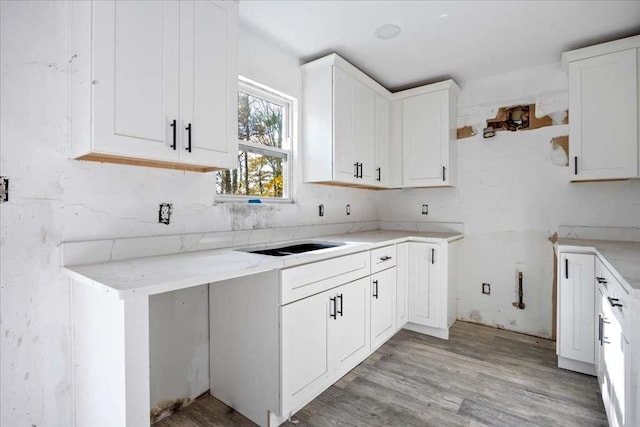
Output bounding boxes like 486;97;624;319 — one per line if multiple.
216;78;293;201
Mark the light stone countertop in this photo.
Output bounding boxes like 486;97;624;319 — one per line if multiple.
557;238;640;297
62;230;463;299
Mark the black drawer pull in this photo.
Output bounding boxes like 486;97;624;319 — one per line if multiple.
337;294;343;317
379;255;392;261
607;297;623;308
373;280;379;299
330;297;337;319
565;258;568;279
431;248;435;264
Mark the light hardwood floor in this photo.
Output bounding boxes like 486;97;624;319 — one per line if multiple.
156;321;607;426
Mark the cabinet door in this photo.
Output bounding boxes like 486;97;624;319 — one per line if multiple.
559;253;595;364
402;91;449;187
179;0;238;169
353;81;375;182
333;67;358;183
92;1;180;160
396;243;409;330
371;268;397;349
595;285;605;382
569;49;638;181
407;243;443;328
280;290;332;415
602;302;627;427
330;277;371;380
374;94;391;187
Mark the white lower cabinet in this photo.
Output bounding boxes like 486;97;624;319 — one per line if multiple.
370;267;397;350
210;239;459;427
331;277;372;380
558;252;595;369
558;247;637;427
280;289;332;418
408;242;444;329
281;276;371;418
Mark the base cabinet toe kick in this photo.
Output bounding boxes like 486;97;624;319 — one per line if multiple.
210;240;459;426
556;245;638;427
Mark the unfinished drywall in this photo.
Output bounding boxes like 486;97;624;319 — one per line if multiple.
378;64;640;338
0;3;378;425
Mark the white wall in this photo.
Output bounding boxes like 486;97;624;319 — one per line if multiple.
379;64;640;338
0;3;378;425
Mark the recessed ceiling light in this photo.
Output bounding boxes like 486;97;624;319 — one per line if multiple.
374;24;401;40
440;13;449;18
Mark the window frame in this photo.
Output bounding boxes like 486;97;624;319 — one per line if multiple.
215;77;294;203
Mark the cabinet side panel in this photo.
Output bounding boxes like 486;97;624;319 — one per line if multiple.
447;90;458;187
302;64;333;182
209;271;280;426
396;243;409;329
447;241;459;327
69;1;93;158
72;284;126;427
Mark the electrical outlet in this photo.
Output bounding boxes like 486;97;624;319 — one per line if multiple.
318;204;324;217
159;203;172;225
346;204;351;216
482;283;491;295
421;204;428;215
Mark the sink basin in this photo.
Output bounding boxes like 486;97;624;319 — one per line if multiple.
241;241;345;257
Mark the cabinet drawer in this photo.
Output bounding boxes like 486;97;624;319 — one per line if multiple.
280;252;370;305
597;258;630;332
609;275;630;333
370;245;397;273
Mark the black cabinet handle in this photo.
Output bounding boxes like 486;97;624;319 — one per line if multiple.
565;258;568;279
330;297;337;319
379;255;392;261
596;277;608;285
373;280;379;299
358;162;363;179
376;167;381;181
185;123;192;152
607;297;623;308
574;156;578;175
170;119;177;150
337;294;343;317
354;162;359;178
442;166;446;181
431;248;435;264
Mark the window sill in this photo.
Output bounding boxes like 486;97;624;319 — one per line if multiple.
214;196;295;205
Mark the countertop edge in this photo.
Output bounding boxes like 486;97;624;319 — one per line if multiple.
63;232;464;298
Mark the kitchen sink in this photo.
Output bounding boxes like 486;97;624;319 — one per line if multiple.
240;241;345;257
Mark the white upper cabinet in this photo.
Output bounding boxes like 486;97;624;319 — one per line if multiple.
302;54;394;188
179;0;238;169
396;81;460;188
70;0;238;172
563;35;640;181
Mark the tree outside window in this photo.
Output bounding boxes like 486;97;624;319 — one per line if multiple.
216;79;292;200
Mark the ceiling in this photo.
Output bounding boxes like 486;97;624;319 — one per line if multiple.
239;1;640;91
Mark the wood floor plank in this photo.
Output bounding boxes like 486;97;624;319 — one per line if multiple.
156;321;606;427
